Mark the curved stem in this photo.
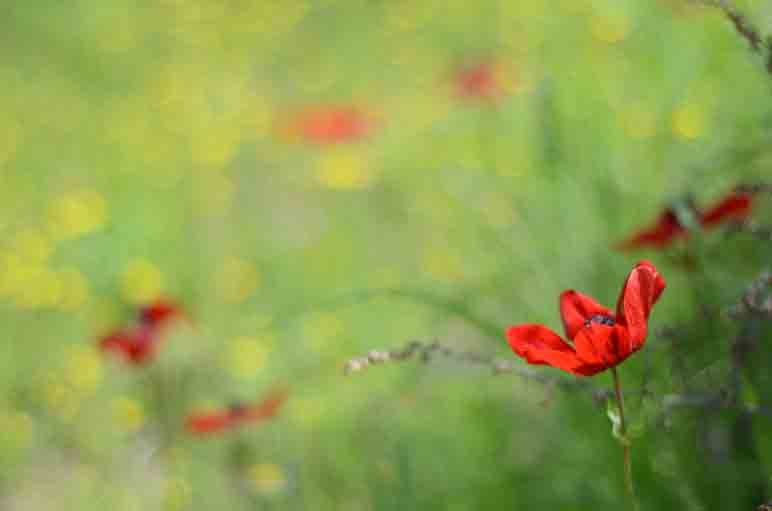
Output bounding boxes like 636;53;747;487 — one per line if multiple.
611;366;639;511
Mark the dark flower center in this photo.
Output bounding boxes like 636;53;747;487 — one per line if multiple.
584;314;615;328
228;402;249;417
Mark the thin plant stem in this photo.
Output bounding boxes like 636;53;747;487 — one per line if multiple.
611;366;638;511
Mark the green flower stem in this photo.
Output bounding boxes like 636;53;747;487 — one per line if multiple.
611;366;639;511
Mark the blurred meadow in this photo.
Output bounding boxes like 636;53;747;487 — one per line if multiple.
1;0;772;509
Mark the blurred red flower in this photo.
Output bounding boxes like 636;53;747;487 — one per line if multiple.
185;389;288;436
99;325;157;365
507;261;666;376
278;105;375;144
99;299;186;366
453;61;509;103
699;191;753;227
616;190;754;250
139;299;185;327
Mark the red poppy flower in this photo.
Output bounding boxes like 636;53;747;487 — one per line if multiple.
139;299;185;327
99;325;158;365
185;389;288;435
99;299;187;366
455;62;497;99
616;208;688;250
279;106;375;144
698;191;752;227
616;190;755;250
453;61;511;103
506;261;666;376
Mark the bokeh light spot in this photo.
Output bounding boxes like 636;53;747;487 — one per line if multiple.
66;346;103;395
672;104;706;140
190;127;241;166
121;259;164;304
225;335;271;379
214;256;261;303
13;265;62;309
247;463;288;496
43;382;81;422
110;396;145;434
316;149;373;190
48;190;109;241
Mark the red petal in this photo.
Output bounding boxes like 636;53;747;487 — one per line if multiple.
246;389;289;422
506;324;586;375
614;261;666;349
99;327;156;365
186;412;234;435
293;106;373;144
456;63;498;99
559;290;614;340
573;325;635;375
616;209;686;250
139;300;183;327
99;330;130;351
699;192;753;228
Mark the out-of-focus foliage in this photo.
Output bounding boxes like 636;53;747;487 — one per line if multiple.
0;0;771;509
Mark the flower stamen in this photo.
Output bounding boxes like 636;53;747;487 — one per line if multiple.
584;314;616;328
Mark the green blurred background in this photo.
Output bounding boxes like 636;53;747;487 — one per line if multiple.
1;1;771;509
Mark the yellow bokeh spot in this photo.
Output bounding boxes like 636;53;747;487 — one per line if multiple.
672;104;706;140
301;312;345;352
225;335;271;379
214;256;261;303
163;477;192;511
13;265;63;309
13;228;53;264
316;149;373;190
247;463;287;496
620;104;657;139
66;346;103;395
110;397;145;433
591;15;630;44
57;267;90;311
421;248;464;283
48;190;108;241
0;410;34;448
121;259;164;304
43;382;81;422
190;126;241;166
